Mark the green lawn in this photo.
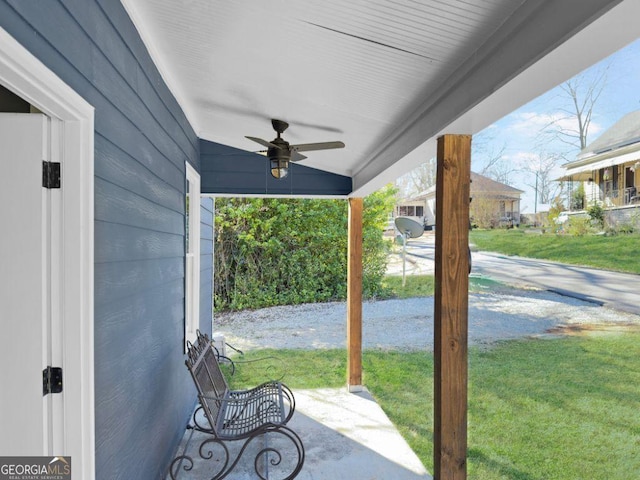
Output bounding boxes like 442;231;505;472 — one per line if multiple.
220;227;640;478
381;274;508;298
381;274;435;298
227;334;640;479
469;229;640;274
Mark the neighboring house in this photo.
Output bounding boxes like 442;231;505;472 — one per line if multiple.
395;192;432;226
558;110;640;210
0;2;635;480
397;172;523;228
469;172;524;227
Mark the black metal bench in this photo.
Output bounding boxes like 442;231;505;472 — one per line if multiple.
169;331;304;479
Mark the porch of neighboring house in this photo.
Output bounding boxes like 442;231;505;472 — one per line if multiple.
494;196;521;226
559;110;640;213
167;388;430;480
570;162;640;209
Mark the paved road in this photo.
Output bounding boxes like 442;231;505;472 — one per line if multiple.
387;234;640;316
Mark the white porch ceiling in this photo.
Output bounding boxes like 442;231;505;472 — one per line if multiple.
122;0;639;196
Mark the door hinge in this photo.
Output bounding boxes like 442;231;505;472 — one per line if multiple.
42;161;61;189
43;366;63;396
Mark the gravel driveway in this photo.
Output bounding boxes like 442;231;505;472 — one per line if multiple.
214;288;640;352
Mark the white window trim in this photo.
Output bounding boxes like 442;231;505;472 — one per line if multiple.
0;26;95;479
185;162;200;347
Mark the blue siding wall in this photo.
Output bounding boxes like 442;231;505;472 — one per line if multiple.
0;1;211;478
201;139;353;196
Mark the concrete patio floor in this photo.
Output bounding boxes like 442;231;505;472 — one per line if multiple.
167;387;432;479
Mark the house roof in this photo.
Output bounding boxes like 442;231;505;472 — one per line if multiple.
402;171;522;203
470;172;524;196
578;110;640;160
121;0;639;196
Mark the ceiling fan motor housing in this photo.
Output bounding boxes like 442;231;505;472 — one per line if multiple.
268;136;291;161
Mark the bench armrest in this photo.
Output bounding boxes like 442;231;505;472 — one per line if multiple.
227;355;288;384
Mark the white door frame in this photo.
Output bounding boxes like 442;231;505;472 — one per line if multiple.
184;162;201;348
0;27;95;479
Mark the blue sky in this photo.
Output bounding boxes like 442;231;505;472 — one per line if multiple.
471;38;640;213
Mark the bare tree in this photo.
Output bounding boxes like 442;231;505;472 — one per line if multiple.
541;66;609;153
523;151;563;205
394;172;414;199
484;156;518;186
409;157;437;194
395;157;437;198
473;131;518;185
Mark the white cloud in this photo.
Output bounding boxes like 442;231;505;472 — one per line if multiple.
508;112;566;134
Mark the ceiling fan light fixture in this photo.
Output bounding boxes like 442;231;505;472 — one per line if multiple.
270;158;289;179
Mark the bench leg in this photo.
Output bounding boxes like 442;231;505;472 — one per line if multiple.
190;405;214;434
169;425;305;480
253;425;305;480
169;436;230;480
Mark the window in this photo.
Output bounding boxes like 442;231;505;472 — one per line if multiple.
185;162;200;347
399;205;422;216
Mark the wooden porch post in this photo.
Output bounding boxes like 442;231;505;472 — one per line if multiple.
347;197;363;391
434;134;471;480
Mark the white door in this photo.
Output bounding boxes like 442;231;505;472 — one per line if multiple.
0;113;62;455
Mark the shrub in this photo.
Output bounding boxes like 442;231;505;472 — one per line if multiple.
565;215;594;236
618;223;635;234
469;197;499;229
214;185;397;310
587;204;605;229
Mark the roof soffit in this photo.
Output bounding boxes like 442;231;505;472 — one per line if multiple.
121;0;633;196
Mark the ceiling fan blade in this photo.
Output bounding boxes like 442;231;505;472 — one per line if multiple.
291;150;308;162
291;141;345;152
245;136;280;149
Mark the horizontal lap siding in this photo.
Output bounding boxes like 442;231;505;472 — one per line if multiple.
1;1;208;479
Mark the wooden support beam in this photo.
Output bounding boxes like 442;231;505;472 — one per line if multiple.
434;134;471;480
347;197;363;391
